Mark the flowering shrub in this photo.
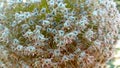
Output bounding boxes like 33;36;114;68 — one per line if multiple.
0;0;120;68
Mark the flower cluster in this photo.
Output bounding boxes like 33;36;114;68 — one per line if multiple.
0;0;120;68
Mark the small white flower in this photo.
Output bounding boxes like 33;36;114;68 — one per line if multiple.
68;54;74;59
52;29;57;34
94;40;101;46
0;30;9;42
37;34;45;41
0;45;5;50
32;8;39;16
80;51;86;57
13;39;20;45
98;0;104;4
62;55;69;61
57;2;66;9
0;24;5;31
54;49;60;56
85;29;94;41
51;9;56;16
56;0;63;4
64;20;70;27
92;10;98;16
72;31;79;36
58;30;64;36
54;36;60;43
16;0;23;3
47;28;52;32
42;20;50;26
118;34;120;40
23;29;33;38
16;45;24;51
69;16;76;21
11;21;17;27
29;20;34;25
40;8;46;14
24;12;31;18
19;14;26;20
43;59;52;64
26;46;36;52
21;24;30;30
48;0;55;7
15;12;19;19
30;0;41;3
74;48;81;54
0;13;6;20
98;9;105;16
57;41;65;47
0;2;4;11
76;16;88;27
35;25;42;30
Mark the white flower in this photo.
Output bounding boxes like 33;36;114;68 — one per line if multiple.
54;49;60;56
40;8;46;14
74;48;81;54
29;20;34;25
32;8;39;16
56;0;63;3
98;9;105;16
69;16;76;21
94;40;101;46
0;24;5;31
26;46;36;52
118;34;120;40
85;29;94;41
30;0;41;3
54;36;60;43
57;2;66;9
57;40;65;47
58;30;64;36
37;34;45;41
68;54;74;59
11;21;17;27
47;28;52;32
0;13;6;20
98;0;104;4
51;9;56;16
13;39;20;45
80;51;86;57
42;20;50;26
23;29;33;38
72;31;79;36
52;29;57;34
48;0;55;7
15;13;20;20
64;20;70;27
16;0;23;3
0;45;5;51
92;10;98;16
76;16;88;27
43;59;52;64
35;25;42;30
62;55;69;61
16;45;24;51
21;24;30;31
0;2;4;11
19;14;26;20
0;29;9;42
24;12;31;18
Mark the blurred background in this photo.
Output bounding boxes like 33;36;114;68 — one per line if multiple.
107;0;120;68
116;0;120;10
